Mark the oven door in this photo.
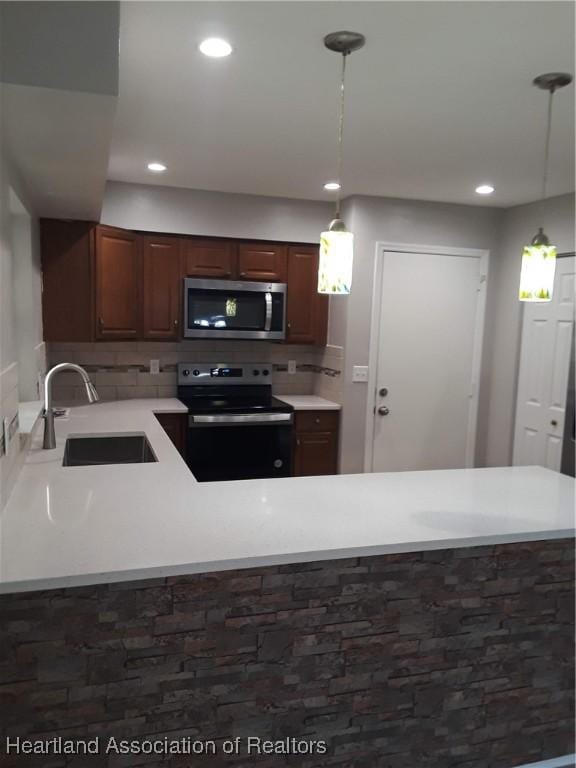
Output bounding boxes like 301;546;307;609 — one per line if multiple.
186;413;293;482
184;278;286;340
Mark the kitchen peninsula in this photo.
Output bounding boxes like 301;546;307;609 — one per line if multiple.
0;400;574;767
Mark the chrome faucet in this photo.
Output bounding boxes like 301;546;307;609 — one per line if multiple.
43;363;99;449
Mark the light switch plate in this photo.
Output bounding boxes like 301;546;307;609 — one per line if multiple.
288;360;297;375
149;359;160;375
352;365;369;383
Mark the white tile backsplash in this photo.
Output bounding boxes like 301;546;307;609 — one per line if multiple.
46;340;344;405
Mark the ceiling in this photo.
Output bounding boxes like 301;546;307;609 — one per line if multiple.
109;2;574;208
1;1;119;219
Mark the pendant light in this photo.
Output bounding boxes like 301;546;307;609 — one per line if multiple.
519;72;572;302
318;31;365;295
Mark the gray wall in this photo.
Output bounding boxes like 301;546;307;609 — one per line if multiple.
483;193;575;467
0;1;119;95
102;181;332;244
0;153;43;378
335;195;504;474
0;148;45;508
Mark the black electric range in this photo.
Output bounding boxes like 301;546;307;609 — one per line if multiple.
177;363;293;482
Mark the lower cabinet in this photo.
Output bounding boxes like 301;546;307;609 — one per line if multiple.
155;413;186;456
293;410;339;476
156;410;340;476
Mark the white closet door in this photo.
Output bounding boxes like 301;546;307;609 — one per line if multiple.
371;249;486;472
513;256;575;470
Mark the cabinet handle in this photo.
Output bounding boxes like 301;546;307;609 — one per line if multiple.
239;271;246;277
174;318;178;327
98;317;103;331
315;418;320;424
296;438;301;447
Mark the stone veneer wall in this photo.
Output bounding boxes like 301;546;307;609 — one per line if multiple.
0;539;573;768
46;342;342;404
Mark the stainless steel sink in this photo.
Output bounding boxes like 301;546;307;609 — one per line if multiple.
62;435;157;466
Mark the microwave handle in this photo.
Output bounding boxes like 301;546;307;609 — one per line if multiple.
264;291;272;332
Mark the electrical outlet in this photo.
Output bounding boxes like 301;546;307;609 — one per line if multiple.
352;365;369;383
288;360;297;375
149;359;160;375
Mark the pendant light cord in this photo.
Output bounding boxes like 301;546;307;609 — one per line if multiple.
335;53;347;218
541;88;554;200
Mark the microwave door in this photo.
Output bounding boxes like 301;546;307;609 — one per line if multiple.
189;290;265;331
184;279;286;340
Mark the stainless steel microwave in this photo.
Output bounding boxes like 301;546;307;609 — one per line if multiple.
183;278;287;340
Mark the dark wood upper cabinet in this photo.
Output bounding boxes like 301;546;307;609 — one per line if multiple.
41;224;328;347
95;226;141;340
184;239;237;279
286;246;328;346
142;236;182;340
237;243;287;282
40;219;95;342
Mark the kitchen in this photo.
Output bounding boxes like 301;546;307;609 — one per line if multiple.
0;2;574;767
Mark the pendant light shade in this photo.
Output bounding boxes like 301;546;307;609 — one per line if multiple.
519;229;557;302
519;72;572;302
319;219;354;294
318;31;365;295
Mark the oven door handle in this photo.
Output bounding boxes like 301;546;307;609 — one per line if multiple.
189;413;292;426
264;292;272;332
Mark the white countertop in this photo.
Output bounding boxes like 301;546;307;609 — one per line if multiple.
275;395;341;411
0;399;573;594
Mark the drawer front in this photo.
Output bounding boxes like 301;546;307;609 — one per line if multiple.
295;410;339;433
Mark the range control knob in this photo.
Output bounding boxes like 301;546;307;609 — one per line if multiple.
192;369;200;377
182;369;190;377
262;369;270;376
253;369;260;376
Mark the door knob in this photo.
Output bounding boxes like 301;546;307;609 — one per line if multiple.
379;387;388;397
378;406;390;416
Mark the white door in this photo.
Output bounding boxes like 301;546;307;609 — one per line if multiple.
513;256;575;470
370;248;487;473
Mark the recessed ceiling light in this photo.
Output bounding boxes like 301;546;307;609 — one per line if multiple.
199;38;232;58
323;181;341;191
147;162;167;172
475;184;495;195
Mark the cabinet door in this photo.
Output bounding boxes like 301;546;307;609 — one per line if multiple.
294;431;338;477
40;219;95;341
184;239;236;279
286;246;328;345
155;413;186;456
142;236;181;340
95;226;141;339
237;243;287;282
